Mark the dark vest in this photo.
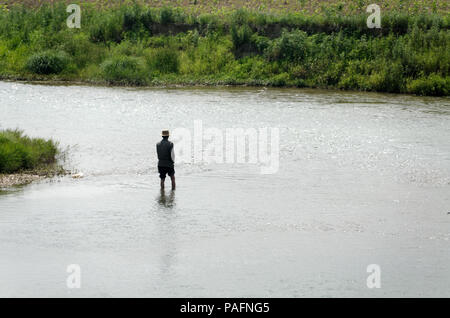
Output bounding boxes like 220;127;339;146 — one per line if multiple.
156;138;174;168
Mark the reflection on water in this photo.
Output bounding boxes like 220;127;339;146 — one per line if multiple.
154;189;178;282
157;189;176;208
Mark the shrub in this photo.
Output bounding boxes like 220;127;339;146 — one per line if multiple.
160;7;174;25
267;30;309;63
140;9;154;30
147;48;180;74
180;36;234;75
89;14;124;43
100;56;147;85
231;9;250;26
370;61;405;93
250;34;270;53
0;129;58;174
123;8;141;32
385;13;410;34
231;24;253;51
269;73;290;87
407;74;449;96
25;50;69;75
0;142;28;173
60;33;106;68
198;14;220;33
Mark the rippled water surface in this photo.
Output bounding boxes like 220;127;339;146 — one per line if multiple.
0;81;449;297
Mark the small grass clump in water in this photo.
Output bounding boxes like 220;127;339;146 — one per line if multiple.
0;129;59;174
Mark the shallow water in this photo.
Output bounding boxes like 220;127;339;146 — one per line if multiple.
0;81;449;297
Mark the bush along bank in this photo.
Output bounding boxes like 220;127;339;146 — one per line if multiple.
0;129;65;187
0;3;448;96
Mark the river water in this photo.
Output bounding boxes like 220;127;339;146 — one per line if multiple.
0;81;449;297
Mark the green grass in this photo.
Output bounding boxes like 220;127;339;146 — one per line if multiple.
26;50;70;74
0;129;59;174
101;55;147;84
0;2;448;95
1;1;448;15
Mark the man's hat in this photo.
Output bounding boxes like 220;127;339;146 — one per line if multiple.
162;130;170;137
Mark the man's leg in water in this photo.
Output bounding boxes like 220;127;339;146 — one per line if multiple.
160;178;165;189
170;176;176;190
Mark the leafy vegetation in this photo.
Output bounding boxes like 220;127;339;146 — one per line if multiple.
26;50;70;74
0;1;448;95
0;129;59;174
1;1;448;16
101;55;146;84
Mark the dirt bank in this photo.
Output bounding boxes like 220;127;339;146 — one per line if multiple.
0;173;44;187
0;167;68;188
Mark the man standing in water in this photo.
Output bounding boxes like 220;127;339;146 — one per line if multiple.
157;130;176;190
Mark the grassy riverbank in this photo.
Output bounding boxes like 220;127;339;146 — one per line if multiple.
0;129;64;186
0;1;448;95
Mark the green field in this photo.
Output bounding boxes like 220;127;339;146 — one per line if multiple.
0;0;448;95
